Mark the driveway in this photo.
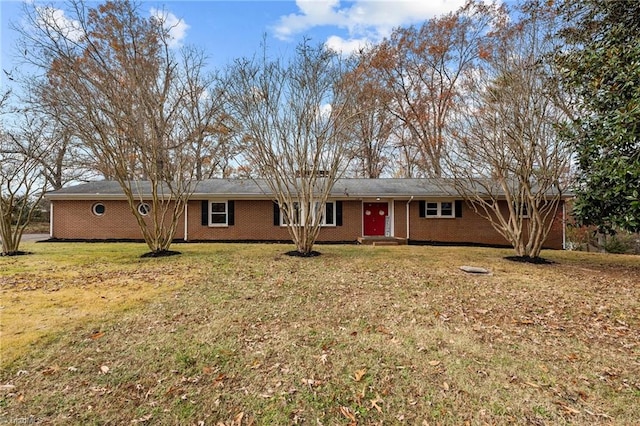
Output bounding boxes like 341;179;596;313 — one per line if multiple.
21;233;50;242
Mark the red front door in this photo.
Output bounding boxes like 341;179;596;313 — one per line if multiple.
363;202;389;236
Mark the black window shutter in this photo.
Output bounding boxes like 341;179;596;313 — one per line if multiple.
201;200;209;225
455;200;463;218
227;200;235;225
273;201;280;226
325;202;334;225
419;200;425;218
336;201;343;226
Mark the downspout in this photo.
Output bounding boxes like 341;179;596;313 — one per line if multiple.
406;196;414;242
562;201;566;250
184;203;188;242
49;201;54;238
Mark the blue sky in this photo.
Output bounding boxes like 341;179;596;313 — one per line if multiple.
1;0;472;87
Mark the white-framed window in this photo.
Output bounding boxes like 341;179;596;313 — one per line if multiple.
319;201;336;226
422;201;455;218
137;202;151;216
210;201;228;226
92;202;106;216
514;202;530;218
280;201;336;227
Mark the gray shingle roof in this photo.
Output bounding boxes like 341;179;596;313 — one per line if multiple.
46;178;460;199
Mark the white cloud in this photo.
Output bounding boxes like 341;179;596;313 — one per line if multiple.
274;0;469;52
319;102;332;119
324;35;370;55
150;8;189;48
36;6;84;42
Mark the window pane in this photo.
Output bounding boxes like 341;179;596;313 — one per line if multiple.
426;202;438;216
441;202;453;216
211;202;226;213
211;213;227;224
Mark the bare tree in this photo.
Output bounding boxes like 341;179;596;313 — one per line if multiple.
367;0;506;177
19;0;223;255
0;91;51;255
344;50;397;178
223;41;359;255
445;4;571;259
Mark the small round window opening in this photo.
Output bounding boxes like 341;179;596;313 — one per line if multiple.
92;203;106;216
137;202;151;216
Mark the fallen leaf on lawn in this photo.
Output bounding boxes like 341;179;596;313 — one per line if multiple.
555;401;580;415
90;331;105;340
42;366;60;376
370;395;384;413
442;382;450;391
353;369;367;382
213;373;227;386
566;353;579;362
429;360;441;367
320;353;328;365
131;413;152;424
301;378;323;388
376;325;391;335
339;406;357;422
100;365;110;374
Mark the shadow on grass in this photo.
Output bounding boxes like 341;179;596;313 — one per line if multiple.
504;255;554;265
1;251;32;257
140;250;181;258
285;250;322;258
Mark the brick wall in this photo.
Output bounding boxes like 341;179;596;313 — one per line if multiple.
407;199;565;249
187;199;362;242
51;198;565;249
51;200;185;240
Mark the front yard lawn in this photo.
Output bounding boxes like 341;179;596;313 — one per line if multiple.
1;242;638;424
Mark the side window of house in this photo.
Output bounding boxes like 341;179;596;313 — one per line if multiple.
426;202;438;216
280;202;301;226
202;200;234;226
279;201;337;226
440;202;453;217
514;202;530;218
210;201;228;225
420;200;461;218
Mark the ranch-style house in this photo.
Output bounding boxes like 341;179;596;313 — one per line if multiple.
45;178;568;248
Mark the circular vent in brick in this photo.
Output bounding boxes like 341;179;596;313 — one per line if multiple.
137;202;151;216
92;203;106;216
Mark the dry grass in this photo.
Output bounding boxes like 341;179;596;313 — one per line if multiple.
0;242;638;425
